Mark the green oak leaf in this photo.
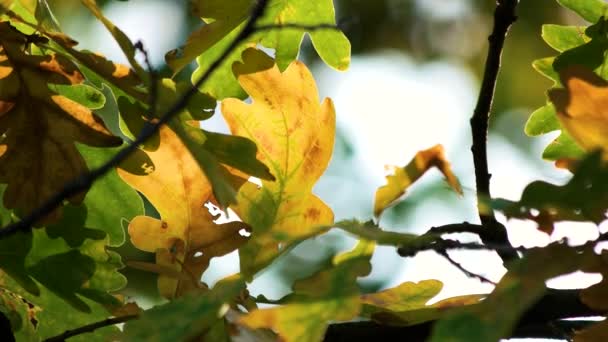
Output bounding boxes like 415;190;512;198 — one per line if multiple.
0;288;39;341
49;84;106;110
528;18;608;162
556;0;608;23
542;25;588;52
524;103;560;136
183;0;350;99
493;151;607;233
257;0;350;72
122;275;245;341
0;271;120;341
0;142;142;339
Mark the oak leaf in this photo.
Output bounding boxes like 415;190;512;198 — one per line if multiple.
549;65;608;156
221;48;335;277
117;126;249;299
493;151;608;234
0;22;120;222
374;144;462;218
360;280;484;326
239;240;374;342
179;0;350;99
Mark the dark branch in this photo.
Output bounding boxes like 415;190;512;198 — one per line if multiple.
397;236;524;258
0;0;271;238
469;0;519;262
43;314;138;342
427;222;484;236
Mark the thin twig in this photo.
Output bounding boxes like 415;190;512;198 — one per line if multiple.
397;237;523;257
43;314;138;342
133;41;159;117
470;0;519;262
436;249;497;285
0;0;270;238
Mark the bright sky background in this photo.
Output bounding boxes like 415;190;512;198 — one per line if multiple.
62;1;606;340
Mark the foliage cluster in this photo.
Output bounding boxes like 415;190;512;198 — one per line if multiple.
0;0;606;341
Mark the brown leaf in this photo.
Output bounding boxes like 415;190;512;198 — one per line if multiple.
374;144;462;218
0;22;120;223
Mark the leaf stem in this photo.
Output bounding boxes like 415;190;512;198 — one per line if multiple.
470;0;519;262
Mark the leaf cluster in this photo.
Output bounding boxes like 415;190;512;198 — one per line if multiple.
0;0;606;341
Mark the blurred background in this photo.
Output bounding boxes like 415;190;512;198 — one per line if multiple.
48;0;605;328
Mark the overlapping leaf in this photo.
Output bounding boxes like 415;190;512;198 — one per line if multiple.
556;0;608;23
79;0;146;79
123;275;245;341
0;22;121;222
0;142;142;339
176;0;350;99
0;288;38;341
493;151;608;233
431;244;597;342
527;16;608;163
360;280;484;326
374;144;462;218
548;65;608;156
155;78;274;208
117;125;250;299
222;48;335;277
239;240;374;342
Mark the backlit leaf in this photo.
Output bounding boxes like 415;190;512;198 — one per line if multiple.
493;151;608;234
47;32;146;101
123;275;245;341
155;78;273;208
549;65;608;155
117;126;249;298
374;144;462;218
185;0;350;99
0;22;121;223
79;0;146;79
431;244;596;342
221;48;335;277
239;240;374;342
360;280;484;326
528;19;608;163
556;0;608;23
542;25;588;53
0;288;39;341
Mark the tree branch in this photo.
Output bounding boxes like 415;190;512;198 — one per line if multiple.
470;0;519;262
43;314;138;342
0;0;271;238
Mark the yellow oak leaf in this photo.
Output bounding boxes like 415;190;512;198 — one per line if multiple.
239;240;374;342
374;144;462;218
117;126;249;299
0;22;120;222
549;65;608;156
221;49;335;277
360;280;484;326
